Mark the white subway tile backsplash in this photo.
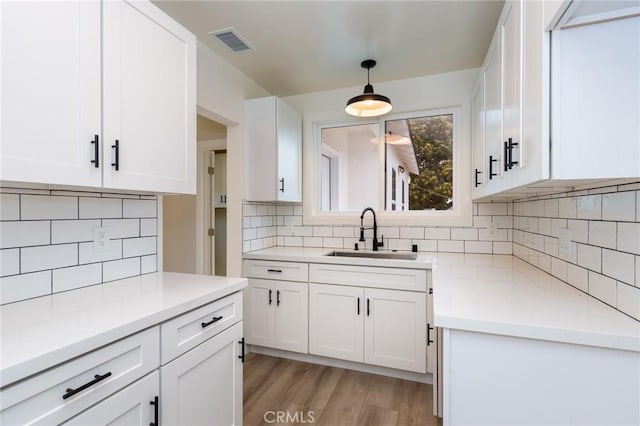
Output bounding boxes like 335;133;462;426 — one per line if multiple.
588;221;617;249
451;228;478;241
425;228;450;240
551;258;568;281
567;220;589;244
588;271;617;306
617;222;640;255
567;263;589;292
304;237;322;247
544;199;559;218
437;240;464;253
53;263;102;293
577;244;601;272
21;244;77;273
323;237;344;249
244;204;257;216
617;282;640;320
333;227;355;238
602;249;635;285
21;195;77;220
0;271;51;304
123;237;156;258
478;202;508;216
79;239;123;264
0;249;19;277
387;238;412;251
493;241;512;255
79;197;121;219
52;220;101;244
313;226;333;237
292;226;312;237
276;205;294;216
0;221;50;249
636;256;640;288
103;257;140;282
558;197;577;219
141;255;157;274
400;227;425;239
576;195;601;220
103;219;140;239
0;194;19;221
123;199;156;218
250;216;262;227
465;241;492;254
415;240;437;252
378;227;400;239
602;191;636;222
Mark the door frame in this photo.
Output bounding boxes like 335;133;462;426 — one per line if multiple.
196;138;226;274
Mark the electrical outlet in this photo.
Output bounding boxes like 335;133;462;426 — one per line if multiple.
93;227;110;251
487;222;498;237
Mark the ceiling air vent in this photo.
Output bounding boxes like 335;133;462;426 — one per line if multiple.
209;28;253;53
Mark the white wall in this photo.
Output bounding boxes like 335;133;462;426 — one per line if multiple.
195;42;270;277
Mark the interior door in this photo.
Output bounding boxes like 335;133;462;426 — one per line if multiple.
0;1;101;187
102;0;196;194
309;283;364;363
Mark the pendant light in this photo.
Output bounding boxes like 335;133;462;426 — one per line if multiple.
370;131;412;145
345;59;392;117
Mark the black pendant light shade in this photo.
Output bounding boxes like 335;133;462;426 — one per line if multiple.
345;59;392;117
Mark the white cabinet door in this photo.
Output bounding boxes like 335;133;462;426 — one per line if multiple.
483;27;503;184
364;288;426;374
276;99;302;202
214;152;227;208
552;15;640;179
502;0;521;175
102;0;196;194
0;1;101;187
245;279;276;348
161;322;243;426
309;283;364;363
471;79;486;197
63;372;159;426
275;281;308;354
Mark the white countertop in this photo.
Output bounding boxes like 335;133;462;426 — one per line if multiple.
244;248;640;352
0;272;247;387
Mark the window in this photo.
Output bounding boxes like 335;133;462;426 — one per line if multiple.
309;106;471;226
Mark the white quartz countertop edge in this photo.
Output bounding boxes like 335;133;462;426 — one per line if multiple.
0;272;248;388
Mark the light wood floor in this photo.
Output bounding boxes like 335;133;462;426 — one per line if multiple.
243;353;441;426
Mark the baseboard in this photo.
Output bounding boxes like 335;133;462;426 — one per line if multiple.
247;345;432;384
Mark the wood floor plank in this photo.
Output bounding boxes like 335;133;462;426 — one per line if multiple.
243;354;439;426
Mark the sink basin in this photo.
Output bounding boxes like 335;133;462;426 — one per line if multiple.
325;250;418;260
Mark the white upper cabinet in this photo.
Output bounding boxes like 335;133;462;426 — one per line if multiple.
246;96;302;202
471;79;486;195
102;0;196;194
551;11;640;179
0;1;102;187
1;0;196;194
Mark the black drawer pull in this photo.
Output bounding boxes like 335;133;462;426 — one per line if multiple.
367;298;371;316
427;323;434;345
474;168;482;187
201;315;223;328
489;155;498;179
508;138;519;169
276;290;281;306
238;338;245;363
357;297;360;315
279;177;285;192
149;395;159;426
111;140;119;171
503;141;509;172
267;269;282;273
63;372;112;400
90;135;99;168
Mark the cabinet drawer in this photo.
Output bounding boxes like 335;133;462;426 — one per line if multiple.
244;260;309;282
0;327;159;426
160;291;243;364
310;263;427;292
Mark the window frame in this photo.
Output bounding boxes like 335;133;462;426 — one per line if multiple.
303;105;472;227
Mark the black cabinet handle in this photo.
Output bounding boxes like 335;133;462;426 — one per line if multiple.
503;141;509;172
427;324;434;346
429;287;433;295
276;290;281;306
111;140;119;171
508;138;519;169
279;177;285;192
220;195;223;204
267;269;282;273
366;298;370;316
238;338;245;363
489;155;498;179
90;135;99;168
474;168;482;187
268;289;273;305
201;316;223;328
224;195;227;204
63;372;112;400
149;396;159;426
357;297;360;315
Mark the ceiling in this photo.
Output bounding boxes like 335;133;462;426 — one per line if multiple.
153;1;504;97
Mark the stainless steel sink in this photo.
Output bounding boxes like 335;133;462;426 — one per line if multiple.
325;250;418;260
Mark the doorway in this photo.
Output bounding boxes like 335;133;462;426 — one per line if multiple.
208;150;227;275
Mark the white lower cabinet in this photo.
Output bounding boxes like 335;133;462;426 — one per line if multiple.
245;278;308;354
161;322;243;426
63;371;159;426
309;283;427;374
